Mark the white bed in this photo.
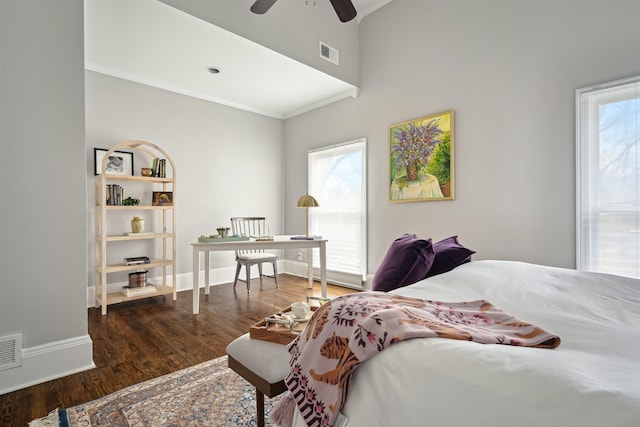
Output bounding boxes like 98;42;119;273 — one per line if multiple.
290;260;640;427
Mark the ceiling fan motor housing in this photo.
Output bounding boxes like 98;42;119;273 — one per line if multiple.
250;0;357;22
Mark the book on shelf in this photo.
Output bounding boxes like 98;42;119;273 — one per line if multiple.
151;158;167;178
125;260;150;265
159;158;166;177
121;284;157;297
124;256;150;265
290;235;323;240
105;184;125;206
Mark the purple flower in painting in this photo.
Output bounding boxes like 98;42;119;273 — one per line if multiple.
391;118;444;181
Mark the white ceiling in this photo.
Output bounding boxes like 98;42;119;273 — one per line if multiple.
84;0;392;119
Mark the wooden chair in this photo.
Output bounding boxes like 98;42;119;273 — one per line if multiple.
230;217;278;293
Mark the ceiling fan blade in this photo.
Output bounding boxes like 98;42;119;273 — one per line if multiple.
250;0;278;15
329;0;357;22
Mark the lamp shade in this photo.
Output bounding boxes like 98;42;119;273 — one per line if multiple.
296;193;319;237
296;194;319;208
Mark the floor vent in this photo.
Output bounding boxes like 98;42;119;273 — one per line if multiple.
0;333;22;371
319;41;339;65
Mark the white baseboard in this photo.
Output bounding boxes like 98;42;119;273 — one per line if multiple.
0;334;95;395
283;260;366;290
86;264;278;307
365;273;374;290
86;260;365;307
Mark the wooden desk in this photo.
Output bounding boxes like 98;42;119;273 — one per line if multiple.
191;236;327;314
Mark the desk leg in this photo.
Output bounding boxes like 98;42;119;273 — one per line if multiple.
319;241;327;298
204;250;211;295
193;247;200;314
307;249;313;290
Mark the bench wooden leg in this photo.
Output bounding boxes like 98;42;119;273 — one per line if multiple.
256;389;265;427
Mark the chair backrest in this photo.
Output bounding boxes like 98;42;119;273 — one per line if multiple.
230;217;269;255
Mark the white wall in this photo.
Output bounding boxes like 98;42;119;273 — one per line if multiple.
0;0;93;394
85;71;284;291
284;0;640;271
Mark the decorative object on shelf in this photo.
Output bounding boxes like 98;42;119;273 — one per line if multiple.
128;270;148;287
296;193;319;237
123;196;140;206
94;147;134;176
389;110;454;203
131;216;145;233
141;167;153;177
217;227;230;238
152;191;173;206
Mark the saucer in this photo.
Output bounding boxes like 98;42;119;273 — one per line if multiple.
291;313;312;322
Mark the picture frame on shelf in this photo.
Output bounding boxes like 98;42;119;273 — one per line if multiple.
152;191;173;206
94;148;134;176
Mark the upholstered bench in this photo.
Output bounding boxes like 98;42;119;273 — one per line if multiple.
226;333;290;427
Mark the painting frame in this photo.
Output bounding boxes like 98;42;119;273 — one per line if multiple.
94;148;134;176
389;110;454;203
152;191;173;206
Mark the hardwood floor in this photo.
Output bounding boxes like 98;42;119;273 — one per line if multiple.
0;275;354;426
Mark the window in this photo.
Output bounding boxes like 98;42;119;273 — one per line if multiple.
577;75;640;278
308;138;367;288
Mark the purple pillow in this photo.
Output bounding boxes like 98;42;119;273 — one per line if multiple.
425;235;475;277
371;233;435;292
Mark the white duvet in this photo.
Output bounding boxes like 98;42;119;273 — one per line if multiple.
290;260;640;427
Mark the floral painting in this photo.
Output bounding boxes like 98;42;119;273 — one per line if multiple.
389;110;454;202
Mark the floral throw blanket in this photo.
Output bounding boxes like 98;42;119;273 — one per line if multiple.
272;292;561;427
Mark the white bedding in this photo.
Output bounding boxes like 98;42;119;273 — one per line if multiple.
290;260;640;427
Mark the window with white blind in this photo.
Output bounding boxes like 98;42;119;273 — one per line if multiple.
308;138;366;288
577;75;640;278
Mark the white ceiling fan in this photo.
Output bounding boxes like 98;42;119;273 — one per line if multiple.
250;0;358;22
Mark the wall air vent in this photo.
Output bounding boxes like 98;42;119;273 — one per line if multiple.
319;41;339;65
0;333;22;371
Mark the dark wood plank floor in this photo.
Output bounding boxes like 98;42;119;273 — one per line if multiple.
0;275;354;426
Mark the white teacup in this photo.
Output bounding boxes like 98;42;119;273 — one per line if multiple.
291;301;311;319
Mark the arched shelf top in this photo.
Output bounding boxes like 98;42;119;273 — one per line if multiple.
101;139;176;179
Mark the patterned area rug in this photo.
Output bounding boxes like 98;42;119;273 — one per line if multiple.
30;355;284;427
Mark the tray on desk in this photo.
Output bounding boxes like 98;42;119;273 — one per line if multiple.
197;235;250;243
250;306;318;345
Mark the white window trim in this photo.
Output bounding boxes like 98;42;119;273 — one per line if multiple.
576;74;640;274
308;138;367;288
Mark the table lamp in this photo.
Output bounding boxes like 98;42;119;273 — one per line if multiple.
296;193;319;237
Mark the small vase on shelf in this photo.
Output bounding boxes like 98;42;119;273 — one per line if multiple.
131;216;144;233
